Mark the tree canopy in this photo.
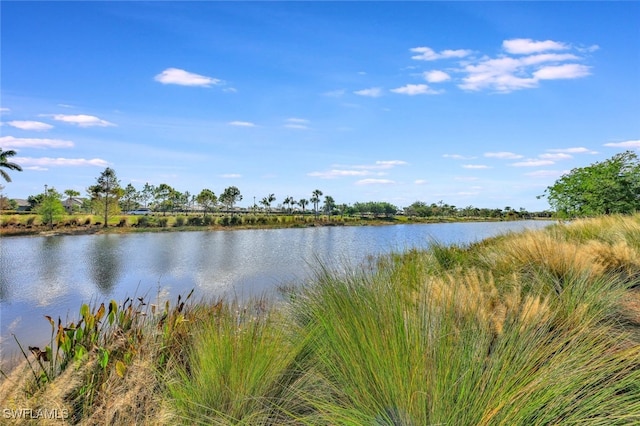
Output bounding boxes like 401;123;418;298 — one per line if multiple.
540;151;640;217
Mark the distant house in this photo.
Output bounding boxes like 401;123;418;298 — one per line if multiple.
13;199;30;212
63;197;86;213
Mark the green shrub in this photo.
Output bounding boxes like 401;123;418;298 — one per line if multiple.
188;216;204;226
175;216;186;227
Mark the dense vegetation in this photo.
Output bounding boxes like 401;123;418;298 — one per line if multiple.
2;214;639;424
540;150;640;217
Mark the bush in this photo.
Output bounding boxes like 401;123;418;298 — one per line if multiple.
175;216;186;227
158;218;169;228
203;215;214;226
188;216;204;226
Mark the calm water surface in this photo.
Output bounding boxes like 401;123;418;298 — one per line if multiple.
0;220;552;365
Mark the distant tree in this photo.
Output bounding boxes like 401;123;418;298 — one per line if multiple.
119;184;139;213
260;193;276;214
37;187;66;229
64;189;81;213
323;195;336;215
298;198;308;214
154;183;175;215
140;183;155;208
0;148;22;182
283;196;295;214
220;186;242;212
196;189;217;217
311;189;323;218
540;151;640;217
88;167;121;227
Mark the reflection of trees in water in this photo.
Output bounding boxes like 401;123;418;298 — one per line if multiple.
89;236;121;293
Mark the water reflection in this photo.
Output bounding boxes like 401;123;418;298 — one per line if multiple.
88;235;122;293
1;220;554;363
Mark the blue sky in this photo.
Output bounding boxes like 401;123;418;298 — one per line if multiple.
1;1;639;211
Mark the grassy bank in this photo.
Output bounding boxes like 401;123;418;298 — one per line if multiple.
0;212;512;237
1;215;639;425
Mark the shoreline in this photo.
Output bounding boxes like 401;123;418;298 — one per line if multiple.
0;215;537;238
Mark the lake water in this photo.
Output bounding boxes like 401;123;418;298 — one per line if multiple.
0;220;552;367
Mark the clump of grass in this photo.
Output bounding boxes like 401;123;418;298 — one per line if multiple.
166;298;305;424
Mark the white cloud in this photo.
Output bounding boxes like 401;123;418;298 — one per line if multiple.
524;170;565;178
354;87;383;97
355;178;395;185
308;169;371;179
414;179;428;185
309;160;406;179
154;68;221;87
0;136;74;149
228;121;255;127
373;160;407;168
547;147;598;154
47;114;114;127
503;38;569;55
539;153;573;160
6;120;53;131
424;70;451;83
484;151;524;159
604;140;640;149
511;159;555;167
286;118;309;124
0;108;11;113
533;64;591;80
390;84;440;95
462;164;490;169
220;173;242;178
15;157;109;167
444;154;475;160
284;118;310;129
410;46;472;61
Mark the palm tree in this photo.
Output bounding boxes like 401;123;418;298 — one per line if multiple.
261;193;276;215
298;198;308;214
0;149;22;182
311;189;323;218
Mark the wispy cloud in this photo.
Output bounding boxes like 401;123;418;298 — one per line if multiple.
154;68;221;87
228;121;256;127
503;38;569;55
220;173;242;178
604;139;640;149
284;117;310;130
414;179;428;185
547;147;598;154
410;47;472;61
15;157;109;167
0;136;74;149
511;159;555;167
484;151;523;159
403;38;593;93
424;70;451;83
6;120;53;131
524;170;566;178
444;154;476;160
533;63;590;80
539;153;572;160
355;178;395;185
354;87;383;97
45;114;115;127
390;84;441;95
462;164;491;169
308;170;371;179
309;160;407;179
0;107;10;113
